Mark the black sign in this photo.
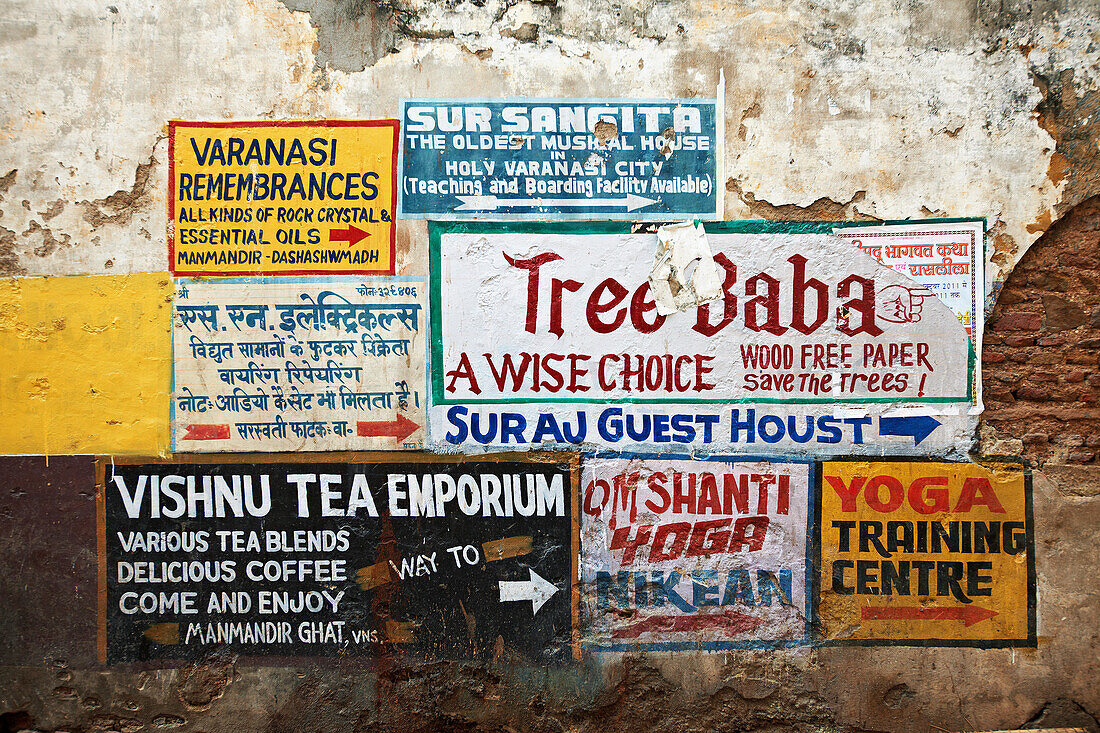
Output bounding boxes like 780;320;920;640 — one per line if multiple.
100;458;576;664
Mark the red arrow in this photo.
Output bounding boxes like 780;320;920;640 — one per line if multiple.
182;424;230;440
329;224;369;247
861;605;998;627
357;415;419;442
612;611;765;639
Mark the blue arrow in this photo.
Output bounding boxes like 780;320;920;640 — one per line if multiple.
879;415;942;445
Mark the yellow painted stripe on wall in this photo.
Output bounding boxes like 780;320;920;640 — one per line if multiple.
0;273;172;454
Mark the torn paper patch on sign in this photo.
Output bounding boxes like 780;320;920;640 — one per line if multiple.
833;221;984;339
649;221;723;315
833;219;985;414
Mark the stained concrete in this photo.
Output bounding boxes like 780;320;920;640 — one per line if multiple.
0;0;1098;730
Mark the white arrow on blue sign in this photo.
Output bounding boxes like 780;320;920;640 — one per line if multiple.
455;194;658;212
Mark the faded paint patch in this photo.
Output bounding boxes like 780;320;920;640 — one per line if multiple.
1025;11;1100;216
0;225;24;276
275;0;400;72
593;118;618;144
26;376;49;400
79;154;157;229
0;272;171;454
176;663;234;710
23;220;71;258
0;169;17;200
726;181;878;223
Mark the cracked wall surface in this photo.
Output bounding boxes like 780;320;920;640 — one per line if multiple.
0;0;1095;284
0;0;1098;731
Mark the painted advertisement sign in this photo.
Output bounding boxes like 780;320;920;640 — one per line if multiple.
172;278;425;452
834;221;985;338
429;221;980;455
817;460;1034;645
169;120;398;276
398;100;719;219
582;455;812;651
97;456;579;663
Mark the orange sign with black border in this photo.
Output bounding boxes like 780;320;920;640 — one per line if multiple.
816;459;1035;646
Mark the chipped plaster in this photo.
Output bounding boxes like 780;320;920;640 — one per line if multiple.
0;0;1093;290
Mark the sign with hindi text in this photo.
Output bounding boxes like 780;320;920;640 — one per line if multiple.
429;221;980;456
582;455;812;651
172;278;424;452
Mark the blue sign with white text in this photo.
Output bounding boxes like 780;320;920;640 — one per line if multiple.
398;99;719;220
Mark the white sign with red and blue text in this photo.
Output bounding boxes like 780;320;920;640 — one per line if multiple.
428;220;983;456
581;455;812;651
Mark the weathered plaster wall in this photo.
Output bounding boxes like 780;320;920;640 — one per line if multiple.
0;445;1097;732
1;1;1098;731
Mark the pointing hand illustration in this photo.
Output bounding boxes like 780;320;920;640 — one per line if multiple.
877;285;931;324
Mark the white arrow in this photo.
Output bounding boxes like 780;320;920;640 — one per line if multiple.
455;193;657;212
498;568;559;615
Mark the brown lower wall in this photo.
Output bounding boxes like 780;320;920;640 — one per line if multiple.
0;454;1097;733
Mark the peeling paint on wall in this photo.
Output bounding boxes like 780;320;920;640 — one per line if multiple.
0;0;1099;731
0;0;1093;286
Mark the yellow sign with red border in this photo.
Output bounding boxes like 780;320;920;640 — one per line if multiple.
169;120;397;276
818;460;1034;645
